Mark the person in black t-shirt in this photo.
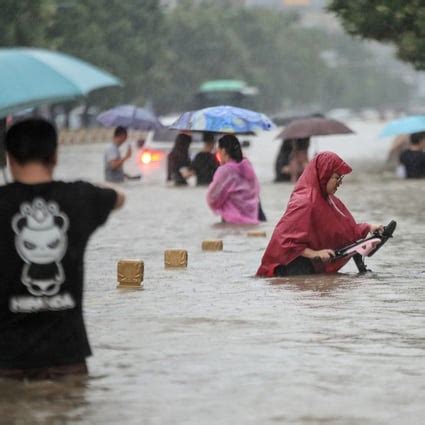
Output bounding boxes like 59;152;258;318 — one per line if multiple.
0;118;125;380
399;131;425;179
190;132;220;186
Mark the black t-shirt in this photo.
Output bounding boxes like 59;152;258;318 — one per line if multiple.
191;152;219;185
0;180;117;369
399;149;425;178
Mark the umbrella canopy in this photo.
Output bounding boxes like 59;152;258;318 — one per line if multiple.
276;117;354;140
0;48;122;118
379;115;425;138
170;105;275;134
97;105;162;131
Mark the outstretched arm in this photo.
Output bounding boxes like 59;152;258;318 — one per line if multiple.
301;247;335;263
95;182;126;210
109;146;132;170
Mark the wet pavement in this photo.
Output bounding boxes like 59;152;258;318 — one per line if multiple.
1;121;424;425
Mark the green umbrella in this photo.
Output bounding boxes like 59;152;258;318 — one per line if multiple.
0;48;122;118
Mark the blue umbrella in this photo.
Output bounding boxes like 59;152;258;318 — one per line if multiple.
379;115;425;137
170;105;275;134
0;48;122;118
96;105;163;131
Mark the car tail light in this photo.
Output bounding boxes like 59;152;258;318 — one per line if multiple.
139;149;163;165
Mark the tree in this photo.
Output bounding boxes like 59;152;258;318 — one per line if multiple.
0;0;412;117
0;0;56;47
328;1;425;69
157;1;410;114
49;0;166;108
155;1;255;113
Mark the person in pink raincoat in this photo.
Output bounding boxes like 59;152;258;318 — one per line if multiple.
206;135;262;224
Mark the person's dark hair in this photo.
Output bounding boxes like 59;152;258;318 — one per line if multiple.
114;126;127;138
171;133;192;158
281;139;293;154
218;134;243;162
175;132;191;148
5;118;57;165
293;137;310;152
202;131;215;144
410;132;425;145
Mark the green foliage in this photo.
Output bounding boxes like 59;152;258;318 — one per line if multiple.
0;0;56;47
157;1;410;113
0;0;412;116
48;0;165;107
328;0;425;69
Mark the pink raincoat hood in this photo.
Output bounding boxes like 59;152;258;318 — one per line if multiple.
225;158;258;181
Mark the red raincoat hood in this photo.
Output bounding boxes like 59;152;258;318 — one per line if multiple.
257;151;370;277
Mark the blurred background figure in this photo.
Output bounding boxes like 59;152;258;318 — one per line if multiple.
104;126;132;183
207;135;262;224
289;138;310;182
274;139;292;182
189;132;220;186
136;137;146;149
398;131;425;178
274;138;310;183
387;134;409;166
166;133;192;186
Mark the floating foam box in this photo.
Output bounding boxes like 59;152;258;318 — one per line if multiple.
117;260;144;288
201;240;223;251
164;250;188;268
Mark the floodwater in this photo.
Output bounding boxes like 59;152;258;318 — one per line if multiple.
1;121;425;425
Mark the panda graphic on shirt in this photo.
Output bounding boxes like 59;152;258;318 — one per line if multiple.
12;198;69;297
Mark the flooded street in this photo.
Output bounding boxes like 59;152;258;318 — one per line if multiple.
1;122;425;425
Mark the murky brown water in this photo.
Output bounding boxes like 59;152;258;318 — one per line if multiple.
1;122;425;425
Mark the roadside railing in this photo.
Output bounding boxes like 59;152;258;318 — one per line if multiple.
59;128;147;145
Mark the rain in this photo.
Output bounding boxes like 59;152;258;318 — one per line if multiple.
1;1;425;424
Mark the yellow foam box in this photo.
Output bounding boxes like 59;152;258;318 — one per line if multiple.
117;260;144;288
202;240;223;251
247;231;267;237
164;250;188;268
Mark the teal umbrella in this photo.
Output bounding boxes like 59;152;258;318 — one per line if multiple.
379;115;425;137
0;48;122;118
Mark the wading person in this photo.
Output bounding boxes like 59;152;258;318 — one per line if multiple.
0;118;125;380
189;132;220;185
288;138;310;182
166;133;192;186
274;138;292;182
207;134;262;224
104;126;132;183
398;131;425;178
274;138;310;183
257;151;382;277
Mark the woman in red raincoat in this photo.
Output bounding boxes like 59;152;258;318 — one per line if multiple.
257;151;383;277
